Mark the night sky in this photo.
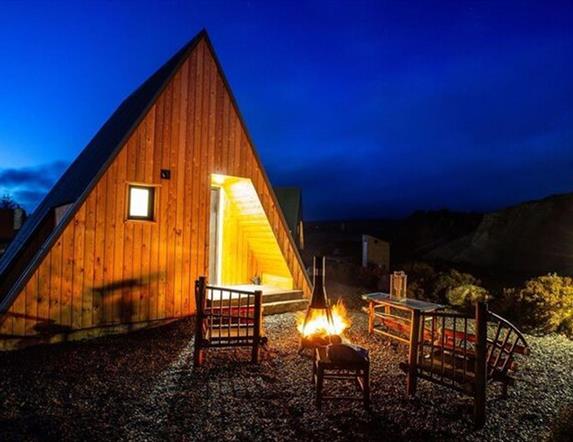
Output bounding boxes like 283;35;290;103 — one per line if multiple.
1;1;572;220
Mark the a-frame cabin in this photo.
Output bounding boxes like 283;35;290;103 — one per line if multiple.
0;30;311;350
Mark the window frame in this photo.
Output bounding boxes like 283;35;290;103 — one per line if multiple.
126;184;156;221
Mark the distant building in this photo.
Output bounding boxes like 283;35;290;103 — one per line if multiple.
361;234;390;271
274;187;304;250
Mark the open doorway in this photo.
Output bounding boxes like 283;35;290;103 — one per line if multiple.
208;186;221;285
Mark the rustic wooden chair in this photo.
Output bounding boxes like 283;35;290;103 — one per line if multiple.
399;302;530;428
193;277;264;367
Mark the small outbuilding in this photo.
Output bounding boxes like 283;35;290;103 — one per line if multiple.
361;234;390;271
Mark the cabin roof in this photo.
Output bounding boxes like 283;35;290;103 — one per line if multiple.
0;30;205;309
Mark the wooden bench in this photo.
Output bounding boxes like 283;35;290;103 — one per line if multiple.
399;302;529;428
193;277;264;367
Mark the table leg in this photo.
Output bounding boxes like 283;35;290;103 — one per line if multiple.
407;309;421;396
368;301;374;334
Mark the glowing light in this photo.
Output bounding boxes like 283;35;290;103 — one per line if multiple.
129;187;152;218
216;189;224;284
211;173;226;186
297;299;351;338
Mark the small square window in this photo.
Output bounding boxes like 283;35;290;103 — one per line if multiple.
128;185;155;220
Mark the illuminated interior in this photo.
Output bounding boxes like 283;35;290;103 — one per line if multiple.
128;185;154;219
210;174;294;289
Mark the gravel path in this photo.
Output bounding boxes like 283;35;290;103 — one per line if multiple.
0;312;571;441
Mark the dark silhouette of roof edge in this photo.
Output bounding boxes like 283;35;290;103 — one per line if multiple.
0;29;206;312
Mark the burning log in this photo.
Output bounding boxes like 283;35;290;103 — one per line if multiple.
300;334;342;350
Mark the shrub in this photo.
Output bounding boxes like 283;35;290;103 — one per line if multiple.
401;262;485;306
503;274;573;337
428;269;481;304
549;403;573;442
403;262;489;309
446;284;489;310
402;262;438;299
357;263;385;289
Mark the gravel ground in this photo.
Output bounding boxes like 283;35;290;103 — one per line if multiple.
0;311;571;441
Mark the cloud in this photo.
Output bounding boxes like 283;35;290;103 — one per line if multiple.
0;161;68;211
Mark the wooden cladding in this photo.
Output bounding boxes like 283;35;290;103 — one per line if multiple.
0;37;310;342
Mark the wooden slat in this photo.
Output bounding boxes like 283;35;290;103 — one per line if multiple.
149;105;161;321
112;148;127;324
177;67;187;317
82;184;96;328
157;92;169;319
93;175;106;326
102;170;115;324
165;78;177;318
72;205;86;329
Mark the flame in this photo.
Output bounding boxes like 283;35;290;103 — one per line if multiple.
297;299;351;338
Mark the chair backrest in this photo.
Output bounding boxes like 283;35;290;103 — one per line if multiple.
418;306;484;394
414;303;528;428
417;304;528;388
486;312;529;378
194;277;262;346
390;271;407;298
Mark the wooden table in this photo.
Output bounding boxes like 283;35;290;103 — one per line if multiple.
362;292;444;396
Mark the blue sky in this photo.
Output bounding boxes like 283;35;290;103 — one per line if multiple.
0;0;572;219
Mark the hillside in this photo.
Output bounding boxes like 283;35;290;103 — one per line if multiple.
428;193;573;276
303;210;482;266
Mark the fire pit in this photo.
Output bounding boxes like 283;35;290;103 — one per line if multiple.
298;256;351;352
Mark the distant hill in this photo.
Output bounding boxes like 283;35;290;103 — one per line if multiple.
303;210;482;265
427;193;573;276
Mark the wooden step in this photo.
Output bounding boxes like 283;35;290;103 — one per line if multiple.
263;298;308;315
207;289;304;306
205;286;307;315
263;290;304;304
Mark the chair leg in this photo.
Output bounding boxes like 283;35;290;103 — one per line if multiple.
193;346;205;367
501;381;508;399
251;340;260;364
312;360;317;385
474;388;486;429
363;370;370;410
316;367;324;409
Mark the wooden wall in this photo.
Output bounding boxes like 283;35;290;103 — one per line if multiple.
0;37;310;343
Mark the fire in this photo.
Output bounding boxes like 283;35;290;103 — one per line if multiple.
298;299;351;338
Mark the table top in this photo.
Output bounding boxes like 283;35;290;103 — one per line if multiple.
362;292;444;312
